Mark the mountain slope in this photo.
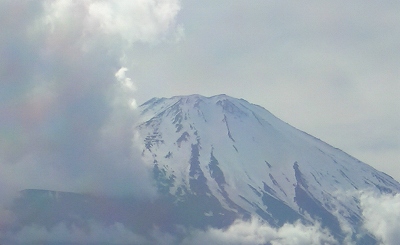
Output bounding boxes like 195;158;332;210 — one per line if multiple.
134;94;400;242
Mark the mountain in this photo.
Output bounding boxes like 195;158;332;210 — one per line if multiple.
4;94;400;244
135;94;400;241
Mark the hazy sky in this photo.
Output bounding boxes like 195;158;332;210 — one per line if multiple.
0;0;399;198
131;0;400;181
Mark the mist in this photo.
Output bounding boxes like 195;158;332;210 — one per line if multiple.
0;0;181;199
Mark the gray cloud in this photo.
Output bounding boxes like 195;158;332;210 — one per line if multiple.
0;0;181;198
1;191;400;244
1;216;338;245
5;221;148;244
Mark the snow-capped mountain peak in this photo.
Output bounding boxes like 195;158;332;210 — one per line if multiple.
134;94;400;239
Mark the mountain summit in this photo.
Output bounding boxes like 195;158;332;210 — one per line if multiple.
6;94;400;244
134;94;400;242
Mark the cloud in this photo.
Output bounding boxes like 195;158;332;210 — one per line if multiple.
0;217;338;245
179;190;400;245
2;191;400;244
330;190;400;245
182;217;338;245
360;192;400;245
42;0;181;47
179;191;400;245
115;67;138;109
0;0;181;198
4;221;148;244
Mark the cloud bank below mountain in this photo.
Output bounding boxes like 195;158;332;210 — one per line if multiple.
1;191;399;245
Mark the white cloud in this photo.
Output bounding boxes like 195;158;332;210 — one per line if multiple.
115;67;137;109
182;217;338;245
176;191;400;245
360;192;400;245
41;0;181;53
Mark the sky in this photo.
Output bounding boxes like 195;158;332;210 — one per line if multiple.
0;0;399;244
130;0;400;181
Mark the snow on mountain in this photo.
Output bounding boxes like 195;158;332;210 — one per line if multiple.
134;94;400;240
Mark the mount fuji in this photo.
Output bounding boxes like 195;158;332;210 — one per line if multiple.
5;94;400;244
135;94;400;241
